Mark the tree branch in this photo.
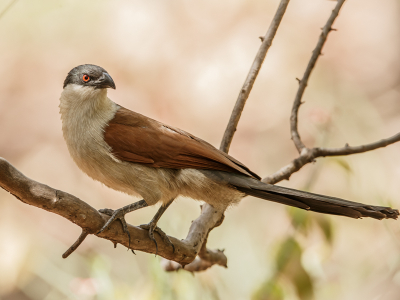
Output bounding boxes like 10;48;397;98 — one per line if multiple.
162;221;228;273
62;230;89;258
263;132;400;185
220;0;291;153
316;133;400;156
266;0;400;186
290;0;346;153
0;157;224;266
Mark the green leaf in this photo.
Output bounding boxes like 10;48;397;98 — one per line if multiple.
287;207;310;234
275;237;314;300
252;278;284;300
275;237;301;273
330;158;352;174
314;216;333;244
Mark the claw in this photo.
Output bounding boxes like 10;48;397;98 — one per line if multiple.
98;208;132;249
139;223;158;255
139;223;175;255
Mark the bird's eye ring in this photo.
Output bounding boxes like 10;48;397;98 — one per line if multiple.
82;74;90;82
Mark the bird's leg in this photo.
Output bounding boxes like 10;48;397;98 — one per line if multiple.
98;199;148;249
140;201;174;255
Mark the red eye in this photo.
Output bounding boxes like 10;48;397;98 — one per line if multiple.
82;74;90;82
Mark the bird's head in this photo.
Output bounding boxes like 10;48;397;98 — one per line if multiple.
63;64;116;90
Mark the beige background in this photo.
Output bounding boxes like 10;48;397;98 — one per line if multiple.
0;0;400;299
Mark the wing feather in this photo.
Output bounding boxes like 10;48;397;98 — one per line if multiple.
104;106;260;179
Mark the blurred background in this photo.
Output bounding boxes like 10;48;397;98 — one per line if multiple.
0;0;400;299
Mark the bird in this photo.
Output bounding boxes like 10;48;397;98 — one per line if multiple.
59;64;398;252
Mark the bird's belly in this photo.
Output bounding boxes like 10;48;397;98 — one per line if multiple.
74;149;180;205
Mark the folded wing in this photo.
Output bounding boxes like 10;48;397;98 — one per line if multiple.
104;106;261;179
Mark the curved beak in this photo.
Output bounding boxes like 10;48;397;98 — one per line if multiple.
96;72;116;89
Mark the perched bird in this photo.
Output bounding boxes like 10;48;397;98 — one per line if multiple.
60;64;398;252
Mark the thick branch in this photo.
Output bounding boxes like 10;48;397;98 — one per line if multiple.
290;0;346;153
0;157;223;266
220;0;291;153
163;225;228;273
163;204;227;272
162;252;227;273
263;132;400;184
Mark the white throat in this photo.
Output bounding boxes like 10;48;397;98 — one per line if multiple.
59;84;119;179
59;84;111;119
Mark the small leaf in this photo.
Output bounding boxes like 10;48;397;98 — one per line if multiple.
330;158;352;174
275;238;314;300
252;278;284;300
288;207;310;234
276;237;301;273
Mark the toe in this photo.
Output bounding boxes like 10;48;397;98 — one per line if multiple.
154;227;175;253
141;223;175;253
98;208;123;234
99;208;115;216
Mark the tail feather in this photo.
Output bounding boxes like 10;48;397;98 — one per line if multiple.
200;170;399;220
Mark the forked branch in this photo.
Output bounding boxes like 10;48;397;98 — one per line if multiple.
271;0;400;185
263;132;400;185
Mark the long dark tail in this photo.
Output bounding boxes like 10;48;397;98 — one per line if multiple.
200;170;399;220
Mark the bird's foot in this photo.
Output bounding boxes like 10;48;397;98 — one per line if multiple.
139;222;175;255
98;208;132;249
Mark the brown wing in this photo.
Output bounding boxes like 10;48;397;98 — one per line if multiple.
104;106;261;179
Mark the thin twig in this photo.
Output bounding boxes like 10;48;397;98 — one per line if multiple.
62;230;89;258
220;0;291;153
0;0;18;20
316;133;400;156
263;132;400;185
290;0;346;153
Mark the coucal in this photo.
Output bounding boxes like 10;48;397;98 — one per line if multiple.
59;64;398;252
